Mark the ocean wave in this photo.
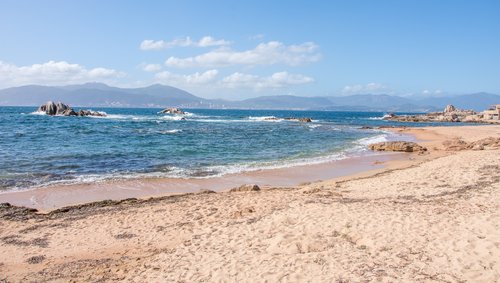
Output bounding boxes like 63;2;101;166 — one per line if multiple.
159;129;182;134
355;134;389;146
248;116;283;122
367;116;384;120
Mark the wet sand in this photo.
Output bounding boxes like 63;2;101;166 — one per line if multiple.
0;125;499;282
0;151;409;211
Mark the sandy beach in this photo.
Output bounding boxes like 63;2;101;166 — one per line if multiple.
1;125;499;282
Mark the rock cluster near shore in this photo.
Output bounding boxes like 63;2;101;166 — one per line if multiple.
384;104;478;123
37;101;106;117
368;141;427;153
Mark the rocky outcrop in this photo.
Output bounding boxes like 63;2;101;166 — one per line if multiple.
384;105;477;123
368;141;427;153
443;137;500;151
37;101;106;117
229;184;261;192
76;110;106;117
159;107;185;115
38;101;71;115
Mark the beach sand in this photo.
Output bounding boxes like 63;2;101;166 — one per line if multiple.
0;125;499;282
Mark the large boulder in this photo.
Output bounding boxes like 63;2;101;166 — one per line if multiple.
38;101;71;115
159;107;185;115
368;141;427;152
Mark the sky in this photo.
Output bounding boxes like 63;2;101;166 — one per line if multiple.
0;0;499;99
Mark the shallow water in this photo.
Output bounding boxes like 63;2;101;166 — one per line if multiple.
0;107;461;191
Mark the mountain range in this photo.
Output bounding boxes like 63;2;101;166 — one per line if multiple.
0;83;498;112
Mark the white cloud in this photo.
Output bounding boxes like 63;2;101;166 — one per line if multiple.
221;71;314;89
155;69;219;85
142;63;162;72
342;83;390;95
198;36;231;47
140;36;230;50
165;41;321;68
0;60;125;88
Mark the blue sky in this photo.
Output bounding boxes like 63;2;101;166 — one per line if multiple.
0;0;499;99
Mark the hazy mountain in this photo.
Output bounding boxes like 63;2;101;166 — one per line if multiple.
416;92;500;111
0;83;498;112
233;95;334;110
0;83;207;108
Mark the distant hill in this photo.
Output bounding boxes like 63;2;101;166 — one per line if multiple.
0;83;207;108
0;83;498;112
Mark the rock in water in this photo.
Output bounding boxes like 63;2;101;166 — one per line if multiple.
444;104;456;113
368;141;427;152
76;110;106;117
37;101;106;117
159;107;185;115
61;109;77;116
38;101;71;115
298;117;312;123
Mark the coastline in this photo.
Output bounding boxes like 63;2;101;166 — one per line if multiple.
0;125;497;211
0;128;414;211
1;124;499;282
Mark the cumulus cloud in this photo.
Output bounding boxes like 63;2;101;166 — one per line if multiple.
221;71;314;89
140;36;230;50
165;41;321;68
0;60;125;88
142;63;162;72
155;69;219;85
341;83;390;95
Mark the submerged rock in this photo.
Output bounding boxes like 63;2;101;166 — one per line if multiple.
368;141;427;152
159;107;185;115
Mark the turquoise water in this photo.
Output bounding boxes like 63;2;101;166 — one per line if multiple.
0;107;457;191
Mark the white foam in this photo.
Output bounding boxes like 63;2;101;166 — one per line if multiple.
30;111;47;115
367;116;384;120
356;134;389;146
248;116;283;122
159;129;182;134
160;115;185;121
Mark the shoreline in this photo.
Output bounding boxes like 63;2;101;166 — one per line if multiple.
0;129;415;211
0;125;497;211
1;124;499;281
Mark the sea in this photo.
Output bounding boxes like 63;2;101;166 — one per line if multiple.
0;107;462;192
